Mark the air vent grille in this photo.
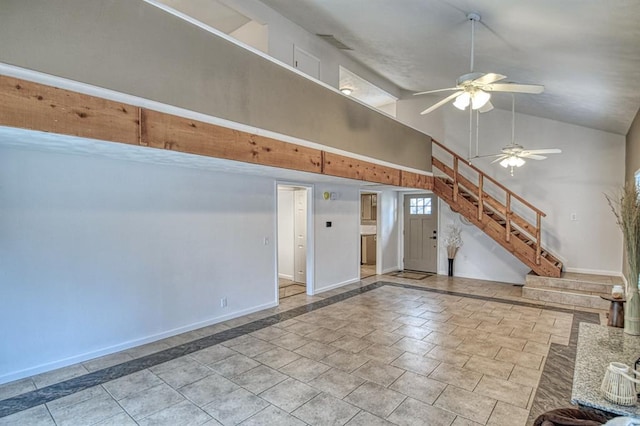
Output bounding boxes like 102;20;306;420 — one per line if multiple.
316;34;353;50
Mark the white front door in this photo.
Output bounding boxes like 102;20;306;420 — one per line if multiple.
293;189;307;284
403;194;438;272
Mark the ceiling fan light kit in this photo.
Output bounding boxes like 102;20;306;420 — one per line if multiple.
414;12;544;115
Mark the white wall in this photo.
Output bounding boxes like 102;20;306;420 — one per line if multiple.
277;187;294;279
379;189;401;274
314;184;361;292
398;96;626;282
221;0;401;98
0;141;381;383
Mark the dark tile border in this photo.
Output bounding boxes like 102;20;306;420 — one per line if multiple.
0;280;598;419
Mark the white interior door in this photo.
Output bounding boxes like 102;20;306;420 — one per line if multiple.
293;189;307;283
293;45;320;79
403;194;438;272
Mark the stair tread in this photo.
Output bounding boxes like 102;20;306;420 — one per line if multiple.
528;271;623;285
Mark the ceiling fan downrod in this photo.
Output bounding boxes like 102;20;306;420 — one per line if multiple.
467;13;481;73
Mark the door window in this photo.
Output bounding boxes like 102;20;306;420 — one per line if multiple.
409;197;432;215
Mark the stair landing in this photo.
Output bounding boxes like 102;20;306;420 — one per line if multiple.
523;272;624;310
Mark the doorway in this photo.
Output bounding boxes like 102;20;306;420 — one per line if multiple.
277;184;312;299
403;193;438;273
360;191;378;279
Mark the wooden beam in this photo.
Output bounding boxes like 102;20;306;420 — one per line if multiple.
400;171;433;190
0;75;433;189
0;75;139;145
141;109;323;173
323;152;401;185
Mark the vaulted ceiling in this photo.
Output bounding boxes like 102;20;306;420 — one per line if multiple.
260;0;640;135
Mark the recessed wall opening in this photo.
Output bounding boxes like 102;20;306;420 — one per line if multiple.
339;66;398;116
360;191;379;279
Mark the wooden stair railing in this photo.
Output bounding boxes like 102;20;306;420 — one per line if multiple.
431;139;563;278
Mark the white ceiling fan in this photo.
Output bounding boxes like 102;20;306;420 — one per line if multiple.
483;95;561;175
414;12;544;115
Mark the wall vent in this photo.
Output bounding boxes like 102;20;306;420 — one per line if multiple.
316;34;353;50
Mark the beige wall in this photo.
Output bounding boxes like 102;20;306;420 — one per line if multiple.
627;108;640;183
0;0;430;171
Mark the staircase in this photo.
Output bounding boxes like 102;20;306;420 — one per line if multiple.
431;140;563;278
523;272;622;310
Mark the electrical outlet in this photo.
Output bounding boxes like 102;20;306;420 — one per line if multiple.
570;213;577;221
220;297;227;308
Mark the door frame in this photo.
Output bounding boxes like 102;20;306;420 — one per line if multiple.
275;182;315;301
399;190;439;272
359;190;382;278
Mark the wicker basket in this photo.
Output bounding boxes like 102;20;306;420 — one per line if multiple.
600;362;640;406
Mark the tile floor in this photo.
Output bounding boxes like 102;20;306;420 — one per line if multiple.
0;274;607;426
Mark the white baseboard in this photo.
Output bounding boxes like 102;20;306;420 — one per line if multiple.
0;301;277;385
315;278;360;294
564;267;623;277
278;273;294;280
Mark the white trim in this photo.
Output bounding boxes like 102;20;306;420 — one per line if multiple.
0;63;431;177
564;267;624;277
381;266;399;275
315;278;360;294
0;301;277;385
278;273;294;280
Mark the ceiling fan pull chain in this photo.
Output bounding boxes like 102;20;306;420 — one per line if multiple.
470;14;475;73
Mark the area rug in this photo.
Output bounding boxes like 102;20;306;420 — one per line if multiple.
386;270;434;280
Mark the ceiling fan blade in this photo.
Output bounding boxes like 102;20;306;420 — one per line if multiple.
473;153;503;159
420;91;464;115
523;154;547;160
522;148;562;155
485;83;545;94
490;155;509;164
473;73;506;85
478;101;493;113
413;88;459;96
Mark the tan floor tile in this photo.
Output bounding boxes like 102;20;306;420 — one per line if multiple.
230;365;287;394
202;388;269;425
359;343;405;364
344;381;406;418
394;324;433;340
422;331;464;348
549;334;570;345
308;368;365;398
391;352;441;376
103;370;164;401
393;337;436;356
434;385;497;424
485;334;527;351
425;346;471;368
136;400;211;426
253;346;301;369
191;345;237;365
250;326;291;341
294;341;339;360
510;328;550;344
345;411;396;426
331;335;372;353
423;320;459;334
306;327;346;344
292;393;360;426
429;363;482;391
0;405;55;426
178;373;239;406
394;315;428;327
452;417;483;426
463;355;514;379
0;377;35;400
457;339;502;358
388;397;457;426
32;364;89;389
119;383;185;420
321;349;370;372
523;340;551;356
477;322;514;336
363;329;404;346
240;405;305;426
354;360;405;387
474;375;532;408
341;323;377;338
149;356;212;389
508;365;542;388
390;371;447;404
209;354;260;378
495;347;544;370
259;378;319;412
278;357;331;382
270;333;311;351
487;401;529;426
